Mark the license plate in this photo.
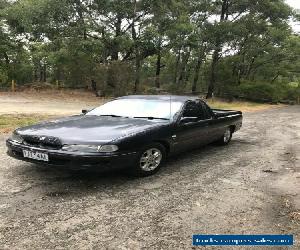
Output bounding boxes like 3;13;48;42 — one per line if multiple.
23;150;49;162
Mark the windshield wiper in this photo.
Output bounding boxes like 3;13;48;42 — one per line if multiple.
99;114;128;118
99;115;169;120
133;116;170;121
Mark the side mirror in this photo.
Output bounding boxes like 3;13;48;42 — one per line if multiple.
82;109;89;114
180;117;198;124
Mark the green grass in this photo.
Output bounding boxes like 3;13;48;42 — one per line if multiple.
0;114;53;134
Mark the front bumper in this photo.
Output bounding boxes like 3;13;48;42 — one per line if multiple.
6;139;138;171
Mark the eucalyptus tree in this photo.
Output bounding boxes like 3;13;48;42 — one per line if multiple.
145;0;175;89
0;0;34;84
188;0;213;93
205;0;293;98
0;0;298;101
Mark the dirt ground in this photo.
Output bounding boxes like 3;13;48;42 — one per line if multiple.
0;93;299;249
0;91;105;115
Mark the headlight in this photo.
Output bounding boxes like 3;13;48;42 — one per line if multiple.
97;145;119;152
10;132;24;143
62;144;118;153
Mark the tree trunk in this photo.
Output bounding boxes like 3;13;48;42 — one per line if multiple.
185;66;191;85
3;52;10;84
91;79;99;96
4;52;9;65
43;64;47;82
271;72;279;84
112;14;122;61
206;48;220;98
178;49;190;85
39;63;43;82
132;0;140;93
206;0;229;99
134;55;141;93
34;68;38;82
56;68;61;82
246;56;256;80
192;54;203;93
75;0;87;40
174;49;181;84
236;52;246;85
155;49;161;88
155;37;162;88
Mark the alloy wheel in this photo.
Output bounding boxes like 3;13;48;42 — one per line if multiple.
224;128;231;143
139;148;162;171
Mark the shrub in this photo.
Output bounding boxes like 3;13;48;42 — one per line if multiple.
94;61;134;97
284;84;300;101
237;82;284;102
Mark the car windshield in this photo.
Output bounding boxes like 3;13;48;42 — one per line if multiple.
86;98;183;120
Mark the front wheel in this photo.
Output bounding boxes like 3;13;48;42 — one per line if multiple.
130;143;166;177
217;127;232;145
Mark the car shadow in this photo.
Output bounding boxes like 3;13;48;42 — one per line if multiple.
17;139;248;199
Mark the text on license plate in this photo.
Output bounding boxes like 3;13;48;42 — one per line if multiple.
23;150;49;162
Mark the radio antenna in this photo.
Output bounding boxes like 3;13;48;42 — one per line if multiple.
169;95;172;120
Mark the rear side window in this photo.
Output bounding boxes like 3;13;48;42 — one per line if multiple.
199;101;212;119
182;101;210;120
182;101;201;118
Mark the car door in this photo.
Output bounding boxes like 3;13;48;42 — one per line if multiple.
200;101;224;142
173;101;210;152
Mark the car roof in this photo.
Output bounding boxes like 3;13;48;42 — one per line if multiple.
117;95;200;103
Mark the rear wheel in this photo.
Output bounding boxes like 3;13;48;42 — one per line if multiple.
217;127;232;145
130;143;166;177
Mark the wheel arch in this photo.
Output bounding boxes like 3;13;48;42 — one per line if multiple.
153;140;170;155
229;125;236;134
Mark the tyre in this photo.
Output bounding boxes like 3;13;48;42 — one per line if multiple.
130;143;166;177
217;127;232;145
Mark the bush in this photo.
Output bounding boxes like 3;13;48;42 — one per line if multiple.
94;61;134;97
0;68;8;86
284;84;300;102
237;82;284;102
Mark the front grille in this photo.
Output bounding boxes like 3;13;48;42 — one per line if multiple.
22;135;62;149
